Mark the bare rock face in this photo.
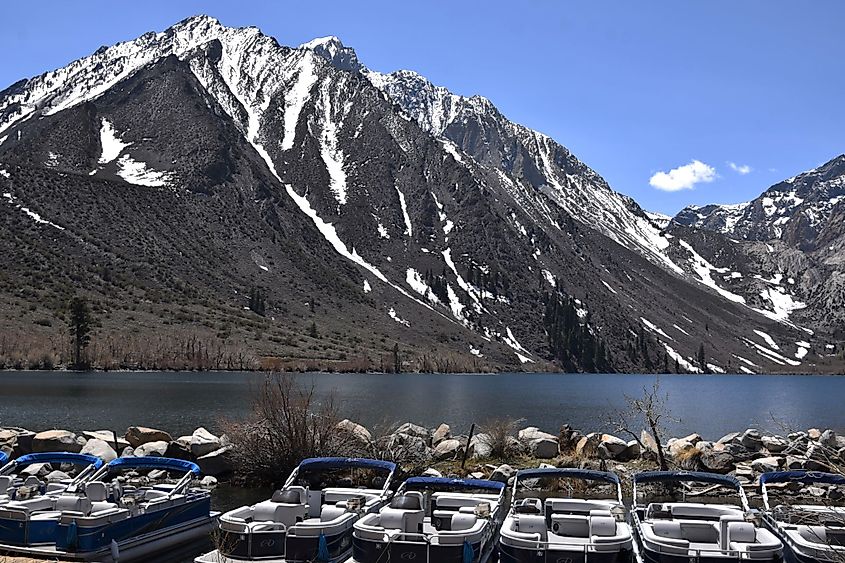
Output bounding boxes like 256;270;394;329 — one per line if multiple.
32;430;82;453
125;427;173;448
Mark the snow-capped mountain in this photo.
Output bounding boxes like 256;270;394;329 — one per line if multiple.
0;15;838;373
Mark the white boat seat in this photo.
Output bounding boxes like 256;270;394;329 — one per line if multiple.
450;513;477;531
389;492;424;511
514;514;547;539
669;503;740;520
513;497;542;514
272;486;306;504
320;503;348;522
546;498;607;515
0;476;12;496
253;500;306;526
641;522;690;555
433;494;482;511
730;526;781;554
590;515;617;537
23;476;41;488
798;525;827;544
85;481;109;502
551;514;589;537
381;506;424;534
144;489;168;501
439;515;484;545
56;495;92;514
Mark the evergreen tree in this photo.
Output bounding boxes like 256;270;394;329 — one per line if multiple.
67;296;92;370
392;343;402;374
697;343;706;371
308;321;318;338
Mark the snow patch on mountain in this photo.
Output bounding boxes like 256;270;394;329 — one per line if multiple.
116;155;174;187
3;192;65;230
395;186;413;237
316;79;348;205
388;307;410;327
98;119;131;164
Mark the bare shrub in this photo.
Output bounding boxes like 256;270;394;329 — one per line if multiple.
222;373;355;486
478;417;525;460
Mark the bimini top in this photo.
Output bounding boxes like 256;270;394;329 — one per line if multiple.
6;452;104;471
404;476;505;492
107;457;200;475
761;470;845;486
634;471;740;489
516;467;621;485
298;457;397;472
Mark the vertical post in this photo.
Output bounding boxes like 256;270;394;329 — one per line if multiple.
111;430;120;456
461;423;476;469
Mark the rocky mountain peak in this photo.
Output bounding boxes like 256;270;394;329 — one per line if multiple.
299;36;363;72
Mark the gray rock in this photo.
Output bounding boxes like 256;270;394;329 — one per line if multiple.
134;440;169;457
197;446;234;476
200;475;218;488
599;434;629;458
32;430;82;453
125;427;172;448
679;433;702;445
786;455;830;472
80;438;118;462
470;433;493;458
751;456;782;473
165;440;193;461
669;439;696;458
148;469;167;480
819;430;845;450
717;432;741;445
121;446;135;458
432;423;451;446
518;427;557;443
432;439;463;461
336;419;372;444
740;429;763;451
190;427;221;458
490;464;515;483
395;423;430;441
82;431;129;451
576;433;601;458
45;470;71;482
623;440;641;461
808;428;821;440
640;431;659;454
21;463;48;476
761;435;788;453
422;468;442;478
530;438;559;459
700;450;736;473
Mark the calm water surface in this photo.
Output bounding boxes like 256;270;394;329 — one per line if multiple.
1;371;842;439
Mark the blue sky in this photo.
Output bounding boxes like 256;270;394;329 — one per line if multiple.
2;1;843;215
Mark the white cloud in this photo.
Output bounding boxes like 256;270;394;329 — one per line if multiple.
728;162;752;175
649;160;717;192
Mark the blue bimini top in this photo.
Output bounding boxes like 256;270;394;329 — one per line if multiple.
404;476;505;492
517;467;621;485
634;470;740;489
760;470;845;486
11;452;104;470
298;457;397;473
107;457;200;475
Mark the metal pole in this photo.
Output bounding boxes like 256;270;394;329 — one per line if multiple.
461;423;476;469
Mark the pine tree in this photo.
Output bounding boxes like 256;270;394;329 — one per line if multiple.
308;321;318;338
392;343;402;374
697;343;706;371
67;296;92;370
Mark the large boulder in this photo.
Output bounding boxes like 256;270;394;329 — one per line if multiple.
395;423;430;441
679;433;702;445
808;428;822;440
490;464;516;483
125;427;172;448
82;431;129;451
134;440;169;457
700;449;736;473
717;432;741;445
518;427;557;443
433;439;463;461
32;430;82;453
819;430;845;450
196;446;233;476
381;433;430;459
640;431;659;455
752;456;782;473
336;420;372;444
190;428;221;458
45;470;71;483
668;439;696;458
165;440;193;461
470;433;493;458
529;438;559;459
761;435;788;453
599;434;629;459
80;438;117;462
575;433;601;458
740;429;763;451
432;424;451;446
786;455;830;472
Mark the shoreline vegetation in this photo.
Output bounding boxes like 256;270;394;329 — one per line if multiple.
2;375;843;495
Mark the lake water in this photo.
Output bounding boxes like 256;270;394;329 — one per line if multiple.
1;371;842;439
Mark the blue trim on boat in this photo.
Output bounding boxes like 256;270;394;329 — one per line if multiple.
10;452;103;470
404;476;505;492
760;470;845;486
0;451;7;465
107;457;200;475
516;467;621;484
299;457;396;472
634;470;740;488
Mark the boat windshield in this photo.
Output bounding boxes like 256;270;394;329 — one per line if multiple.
635;478;742;507
294;465;391;491
515;474;619;502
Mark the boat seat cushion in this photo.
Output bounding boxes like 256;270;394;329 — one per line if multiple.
320;504;347;522
679;521;719;543
546;498;598;515
433;494;481;511
56;495;92;514
515;514;547;537
253;500;306;525
513;498;542;514
551;514;589;537
0;476;10;495
590;515;617;537
272;486;305;504
85;481;109;502
799;525;827;543
380;507;424;533
390;492;423;511
652;520;683;539
726;521;756;544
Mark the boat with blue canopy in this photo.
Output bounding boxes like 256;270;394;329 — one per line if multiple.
196;456;397;563
0;455;214;561
761;470;845;562
0;452;104;504
499;467;633;563
352;475;506;562
632;470;783;563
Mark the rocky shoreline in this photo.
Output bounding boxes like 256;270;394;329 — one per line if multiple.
2;422;842;492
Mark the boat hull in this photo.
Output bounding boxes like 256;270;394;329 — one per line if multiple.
206;527;353;562
0;516;60;546
637;546;783;563
353;536;488;563
499;543;633;563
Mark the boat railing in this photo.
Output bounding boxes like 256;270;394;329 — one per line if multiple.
499;529;630;553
